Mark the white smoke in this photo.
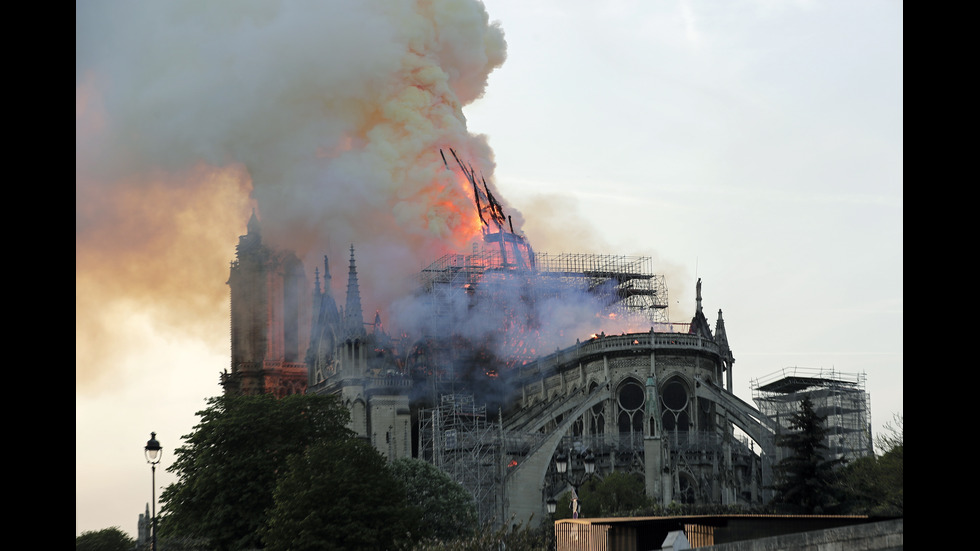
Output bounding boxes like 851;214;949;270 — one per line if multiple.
77;0;510;314
76;0;522;396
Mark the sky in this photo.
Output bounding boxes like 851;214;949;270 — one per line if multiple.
76;0;903;539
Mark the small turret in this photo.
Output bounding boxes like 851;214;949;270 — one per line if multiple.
345;245;366;338
715;308;735;390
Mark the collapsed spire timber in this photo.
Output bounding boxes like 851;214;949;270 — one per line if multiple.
440;148;535;271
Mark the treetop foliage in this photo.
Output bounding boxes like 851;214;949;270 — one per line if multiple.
155;393;496;551
771;397;845;514
75;527;136;551
388;457;478;542
158;393;353;550
875;412;903;455
836;411;902;516
262;437;414;551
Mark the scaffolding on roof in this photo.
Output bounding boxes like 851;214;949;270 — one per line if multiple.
417;248;670;325
534;252;669;323
751;367;873;463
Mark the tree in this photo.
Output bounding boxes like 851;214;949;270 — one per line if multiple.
771;397;844;513
75;527;136;551
875;412;903;454
388;458;478;542
580;471;651;517
158;393;353;550
553;471;650;519
261;438;414;551
837;412;903;516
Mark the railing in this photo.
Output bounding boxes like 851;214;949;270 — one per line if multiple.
517;331;722;383
363;375;414;391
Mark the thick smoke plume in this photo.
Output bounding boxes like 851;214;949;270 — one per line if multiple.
76;0;510;388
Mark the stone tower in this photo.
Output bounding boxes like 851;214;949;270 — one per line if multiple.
223;211;309;397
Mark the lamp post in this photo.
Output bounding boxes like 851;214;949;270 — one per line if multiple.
549;448;596;519
144;432;162;551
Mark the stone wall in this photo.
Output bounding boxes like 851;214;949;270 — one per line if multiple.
699;518;903;551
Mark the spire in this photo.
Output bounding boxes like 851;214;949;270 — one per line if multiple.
306;252;343;379
345;244;366;337
695;277;703;315
236;209;264;255
715;308;735;391
689;278;713;339
315;256;332;297
715;308;735;362
246;208;261;239
715;309;730;351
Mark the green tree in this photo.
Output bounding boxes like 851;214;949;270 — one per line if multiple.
771;397;844;513
837;412;903;515
158;393;353;550
875;412;903;454
553;471;650;519
388;458;478;542
581;471;651;517
75;527;136;551
261;438;414;551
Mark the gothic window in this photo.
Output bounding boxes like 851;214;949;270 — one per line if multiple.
661;377;691;433
678;472;697;504
617;378;645;447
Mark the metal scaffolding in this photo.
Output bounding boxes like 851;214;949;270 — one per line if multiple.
418;394;501;525
416;247;670;331
751;367;873;463
533;252;669;323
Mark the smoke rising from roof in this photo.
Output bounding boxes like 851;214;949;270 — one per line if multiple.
76;0;512;388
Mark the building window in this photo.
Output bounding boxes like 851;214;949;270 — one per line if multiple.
661;377;690;432
617;379;645;446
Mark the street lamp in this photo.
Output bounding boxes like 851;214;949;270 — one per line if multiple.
549;448;596;518
144;432;162;551
546;496;558;516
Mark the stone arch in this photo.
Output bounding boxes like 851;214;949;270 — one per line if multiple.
503;383;609;526
348;397;367;437
676;469;698;504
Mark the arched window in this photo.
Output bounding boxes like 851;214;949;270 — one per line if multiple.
678;472;697;504
617;378;645;447
661;377;691;433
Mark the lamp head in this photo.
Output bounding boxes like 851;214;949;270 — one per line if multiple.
145;432;162;464
583;450;596;475
555;450;568;474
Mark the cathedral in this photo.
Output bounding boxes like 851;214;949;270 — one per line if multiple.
222;208;801;526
